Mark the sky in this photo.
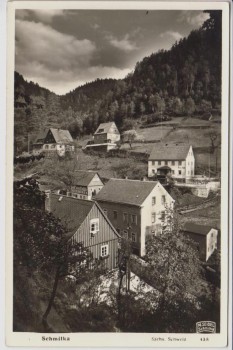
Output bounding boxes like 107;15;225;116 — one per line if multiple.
15;9;209;95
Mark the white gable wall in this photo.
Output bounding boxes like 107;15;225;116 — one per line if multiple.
107;124;120;143
185;146;195;178
206;228;218;261
88;174;104;198
140;183;175;256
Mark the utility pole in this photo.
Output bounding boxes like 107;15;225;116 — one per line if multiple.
28;133;30;153
209;146;211;180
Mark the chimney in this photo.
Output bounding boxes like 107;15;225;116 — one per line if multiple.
45;190;51;212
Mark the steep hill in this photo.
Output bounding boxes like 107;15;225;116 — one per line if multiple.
14;10;221;153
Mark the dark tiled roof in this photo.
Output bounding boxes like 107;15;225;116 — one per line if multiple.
95;178;158;206
74;171;101;187
50;128;73;143
50;194;94;235
34;128;73;144
183;222;216;236
149;144;191;160
94;122;119;135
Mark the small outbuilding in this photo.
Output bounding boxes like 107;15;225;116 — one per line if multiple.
182;222;218;262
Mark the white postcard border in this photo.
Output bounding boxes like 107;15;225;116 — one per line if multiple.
5;1;231;347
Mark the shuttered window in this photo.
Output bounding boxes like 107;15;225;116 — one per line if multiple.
90;218;99;236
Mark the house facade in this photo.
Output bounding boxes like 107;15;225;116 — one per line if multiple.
69;171;104;200
33;128;74;156
45;193;120;270
94;122;120;145
95;178;175;256
182;222;218;261
148;143;195;181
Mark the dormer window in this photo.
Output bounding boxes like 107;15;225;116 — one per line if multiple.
90;218;99;236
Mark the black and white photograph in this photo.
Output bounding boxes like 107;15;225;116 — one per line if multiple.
6;1;230;347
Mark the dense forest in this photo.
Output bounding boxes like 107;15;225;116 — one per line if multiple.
14;11;221;153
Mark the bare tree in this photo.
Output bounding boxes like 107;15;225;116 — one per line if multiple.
122;129;138;149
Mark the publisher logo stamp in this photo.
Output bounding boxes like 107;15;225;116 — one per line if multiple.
196;321;216;333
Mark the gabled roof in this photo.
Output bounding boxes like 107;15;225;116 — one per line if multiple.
94;122;119;135
49;193;120;240
50;194;94;235
149;144;191;161
74;170;102;187
95;178;158;206
34;128;73;144
182;222;216;236
50;128;73;143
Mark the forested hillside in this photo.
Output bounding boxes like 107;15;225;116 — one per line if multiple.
14;10;221;153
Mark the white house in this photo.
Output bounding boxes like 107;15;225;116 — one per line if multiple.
94;122;120;144
148;143;195;181
95;178;175;256
83;122;121;152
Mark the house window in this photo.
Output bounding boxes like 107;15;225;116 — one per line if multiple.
178;161;182;165
178;170;182;175
158;161;161;165
131;233;136;242
131;214;137;225
101;244;109;257
152;197;156;205
172;161;175;165
165;161;168;165
123;212;128;223
90;218;99;236
44;145;49;149
152;213;156;224
152;169;155;174
172;170;175;174
113;210;118;220
160;211;165;221
152;161;155;165
161;195;166;205
103;208;108;217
